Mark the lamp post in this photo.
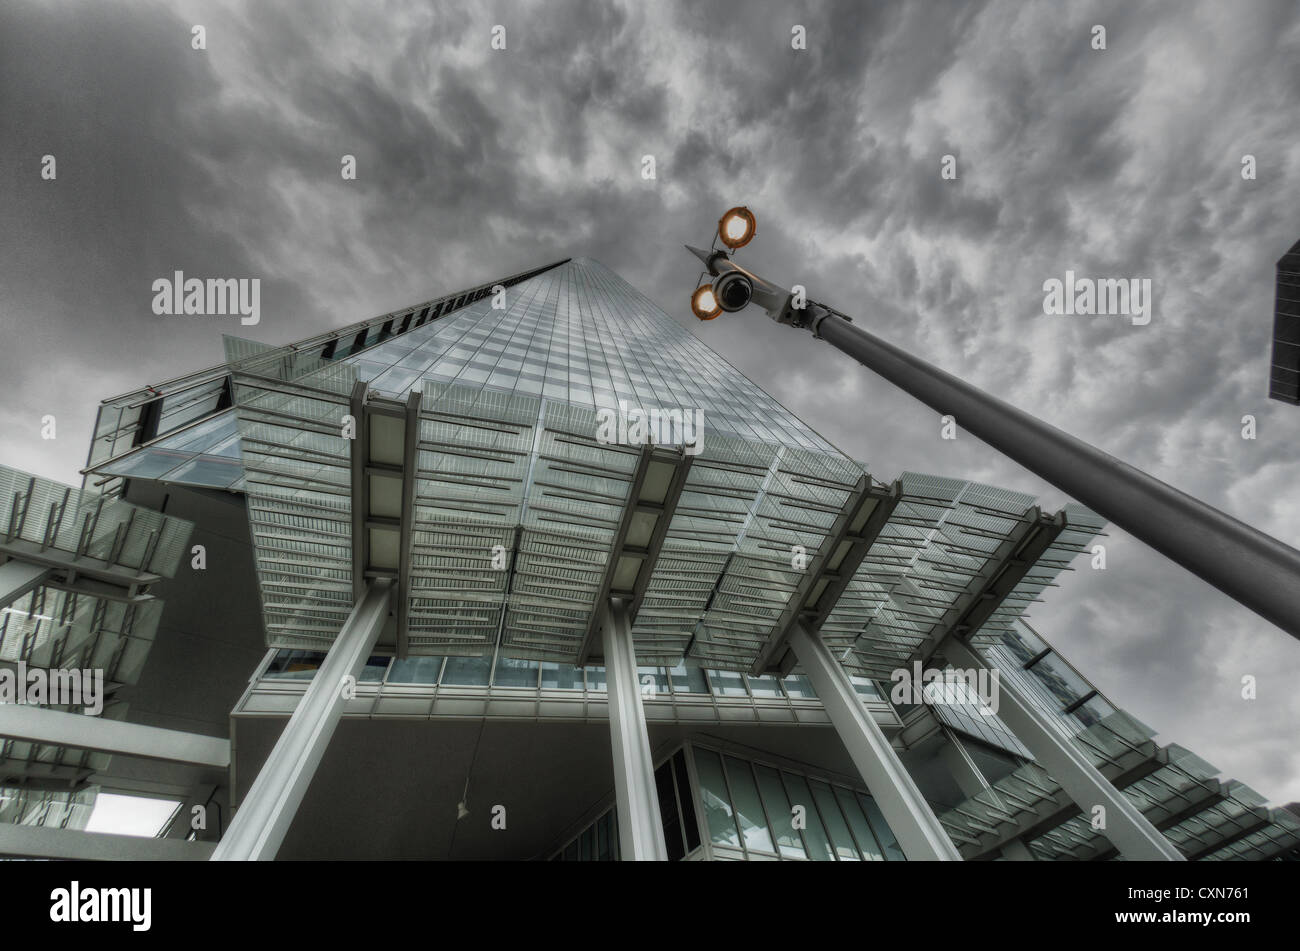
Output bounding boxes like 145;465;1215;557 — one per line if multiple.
685;222;1300;645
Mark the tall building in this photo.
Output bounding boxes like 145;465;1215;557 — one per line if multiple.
2;258;1297;861
1269;237;1300;404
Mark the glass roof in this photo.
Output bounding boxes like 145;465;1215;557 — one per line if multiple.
209;258;1102;675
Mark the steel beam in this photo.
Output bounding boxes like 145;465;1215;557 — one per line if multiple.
0;823;215;861
0;704;230;769
578;448;691;665
1184;810;1272;861
962;747;1170;859
348;380;370;602
943;638;1184;860
788;620;962;860
0;560;53;609
1082;781;1229;861
600;597;669;861
0;537;160;589
915;508;1065;663
752;478;900;675
211;580;393;861
395;389;422;659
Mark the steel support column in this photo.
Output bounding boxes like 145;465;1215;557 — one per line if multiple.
943;638;1184;861
211;580;393;861
787;621;962;860
600;597;668;861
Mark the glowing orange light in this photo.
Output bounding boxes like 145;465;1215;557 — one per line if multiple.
717;206;757;249
691;284;722;320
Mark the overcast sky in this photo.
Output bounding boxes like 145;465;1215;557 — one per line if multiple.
2;0;1298;805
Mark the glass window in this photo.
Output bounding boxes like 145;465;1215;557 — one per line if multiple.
781;774;835;861
781;674;817;699
656;759;686;861
638;666;669;698
596;811;614;861
584;666;606;691
387;655;443;684
723;757;776;854
850;676;882;701
692;748;741;848
754;764;806;859
707;669;748;697
540;661;583;690
672;750;701;854
810;779;860;860
746;674;784;698
359;654;389;683
440;655;492;686
264;649;325;680
858;792;905;861
668;660;709;694
492;655;539;688
835;785;884;860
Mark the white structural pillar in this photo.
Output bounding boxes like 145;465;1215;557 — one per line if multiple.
943;638;1184;861
212;581;392;861
600;597;668;861
0;705;230;769
788;621;962;860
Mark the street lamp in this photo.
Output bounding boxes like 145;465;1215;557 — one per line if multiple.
686;214;1300;645
690;284;722;320
717;206;757;249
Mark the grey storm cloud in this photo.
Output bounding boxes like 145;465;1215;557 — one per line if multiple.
1;0;1298;800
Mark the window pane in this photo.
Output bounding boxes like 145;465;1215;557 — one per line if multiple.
441;655;491;686
858;792;906;861
638;666;669;698
754;764;806;859
810;779;860;860
835;785;884;860
692;749;741;848
673;750;701;853
597;812;613;861
781;774;835;861
781;674;817;699
668;660;708;694
723;757;775;854
492;655;539;687
264;649;324;680
387;655;443;684
707;669;748;697
540;661;583;690
656;759;685;861
359;654;389;682
746;674;783;698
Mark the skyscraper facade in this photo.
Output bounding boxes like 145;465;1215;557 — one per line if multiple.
1;258;1296;861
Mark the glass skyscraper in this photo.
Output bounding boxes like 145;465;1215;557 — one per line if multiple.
1;257;1295;862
